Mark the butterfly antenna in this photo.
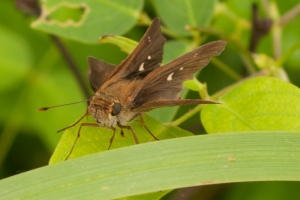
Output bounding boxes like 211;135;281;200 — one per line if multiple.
38;100;90;111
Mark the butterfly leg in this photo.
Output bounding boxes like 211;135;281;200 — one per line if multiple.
65;122;99;160
120;129;125;137
117;123;139;144
139;115;159;141
108;127;116;150
57;110;88;133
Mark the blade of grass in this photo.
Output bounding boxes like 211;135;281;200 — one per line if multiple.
0;131;300;200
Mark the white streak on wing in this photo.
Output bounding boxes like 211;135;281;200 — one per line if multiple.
148;55;151;60
139;62;144;71
167;72;174;81
180;67;183;70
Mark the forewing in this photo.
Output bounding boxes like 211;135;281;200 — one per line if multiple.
132;40;227;108
133;99;220;112
87;56;116;92
102;18;166;88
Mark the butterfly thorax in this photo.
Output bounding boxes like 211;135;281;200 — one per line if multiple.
87;95;115;127
88;90;140;128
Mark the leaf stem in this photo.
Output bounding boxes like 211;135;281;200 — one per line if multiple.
278;3;300;26
171;104;205;127
275;39;300;67
192;26;256;74
211;57;242;81
269;2;282;59
50;35;90;98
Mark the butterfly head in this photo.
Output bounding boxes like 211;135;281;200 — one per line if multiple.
88;95;122;127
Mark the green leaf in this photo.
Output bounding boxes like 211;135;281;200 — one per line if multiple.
184;78;210;100
202;77;300;133
1;131;300;200
32;0;144;43
152;0;217;35
50;114;193;163
99;35;137;54
183;78;203;91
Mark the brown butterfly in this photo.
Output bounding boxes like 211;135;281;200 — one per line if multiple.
40;18;226;159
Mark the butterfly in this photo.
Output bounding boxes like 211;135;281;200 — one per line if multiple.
40;18;226;159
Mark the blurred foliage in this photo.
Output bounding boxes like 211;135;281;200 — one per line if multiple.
0;0;300;199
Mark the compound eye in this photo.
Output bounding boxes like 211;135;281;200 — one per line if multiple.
111;102;122;116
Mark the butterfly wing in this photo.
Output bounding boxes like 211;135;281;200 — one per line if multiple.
87;56;116;92
133;99;220;112
131;40;227;109
101;17;166;88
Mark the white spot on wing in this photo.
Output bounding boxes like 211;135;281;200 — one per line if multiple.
167;72;174;81
148;55;151;60
148;36;151;42
139;62;144;71
180;67;183;70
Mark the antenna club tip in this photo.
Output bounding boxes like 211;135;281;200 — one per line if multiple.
38;107;48;111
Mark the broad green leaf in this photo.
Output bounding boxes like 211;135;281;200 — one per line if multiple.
202;77;300;133
1;131;300;200
50;114;193;163
152;0;217;35
32;0;143;43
